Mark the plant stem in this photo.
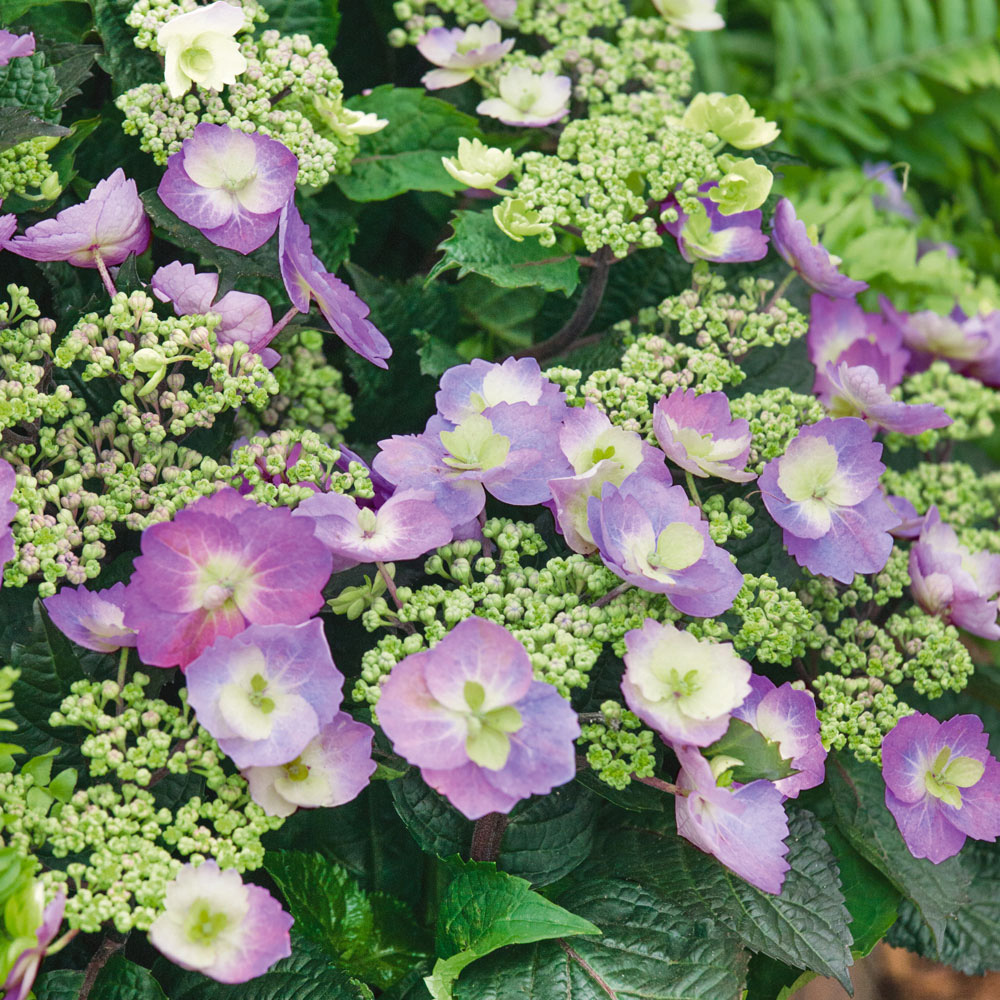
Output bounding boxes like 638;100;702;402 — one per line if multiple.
266;305;300;342
593;582;631;608
78;933;125;1000
478;509;493;560
513;246;614;362
469;811;509;862
115;646;129;713
93;251;118;300
634;774;684;796
764;270;796;312
376;561;416;635
684;469;703;508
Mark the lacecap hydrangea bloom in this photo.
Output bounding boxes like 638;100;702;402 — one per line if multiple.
157;1;248;99
882;713;1000;863
43;582;137;653
417;21;514;90
376;617;579;819
124;489;332;668
621;619;751;746
436;357;566;424
148;861;292;983
759;417;898;583
476;66;571;128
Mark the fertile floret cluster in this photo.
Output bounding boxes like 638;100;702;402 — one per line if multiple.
578;700;656;790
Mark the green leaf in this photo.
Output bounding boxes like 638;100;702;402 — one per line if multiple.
0;51;61;120
429;210;580;296
725;493;802;589
46;41;99;105
1;0;86;21
704;718;797;784
455;877;747;1000
429;859;601;1000
264;851;432;990
259;0;340;48
90;956;168;1000
335;86;483;202
826;751;970;948
88;0;162;94
0;104;68;150
32;969;85;1000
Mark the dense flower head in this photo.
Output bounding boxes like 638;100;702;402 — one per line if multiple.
376;617;579;819
476;66;571;127
43;582;137;653
589;472;745;616
244;712;376;817
0;29;35;67
148;861;292;983
909;506;1000;639
2;889;66;1000
675;744;790;893
417;21;514;90
652;0;724;30
653;388;755;482
771;199;868;298
157;1;248;99
759;417;898;583
186;619;344;768
882;713;1000;863
278;200;391;368
622;619;751;746
0;457;16;571
662;190;769;264
732;675;827;798
123;488;332;668
292;488;454;572
4;168;149;268
158;123;298;254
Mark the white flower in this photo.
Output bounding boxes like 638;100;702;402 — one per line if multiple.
652;0;725;31
441;137;515;189
476;66;571;127
157;1;248;99
492;197;551;241
339;107;389;135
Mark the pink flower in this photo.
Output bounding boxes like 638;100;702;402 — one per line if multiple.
0;457;16;570
0;30;35;67
417;21;514;90
4;169;149;268
148;861;292;983
123;489;332;668
2;890;66;1000
376;617;579;819
435;357;567;425
43;582;137;652
158;123;298;254
662;189;768;264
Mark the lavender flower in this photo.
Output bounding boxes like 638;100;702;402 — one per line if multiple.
732;675;827;798
435;357;567;425
0;457;16;571
886;494;924;539
158;123;298;254
244;712;376;817
157;1;248;99
186;620;344;768
0;204;15;245
482;0;516;17
2;890;66;1000
621;619;751;746
0;29;34;67
376;617;579;819
882;713;1000;863
909;506;1000;640
417;21;514;90
589;472;745;616
43;582;137;653
863;162;917;221
148;861;292;983
4;169;149;268
476;66;571;127
662;191;768;264
292;488;453;572
759;418;898;583
124;489;332;668
771;199;868;298
653;388;755;482
278;200;391;368
675;744;790;894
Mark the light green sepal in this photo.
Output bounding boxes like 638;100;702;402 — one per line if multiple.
466;725;512;770
440;414;511;471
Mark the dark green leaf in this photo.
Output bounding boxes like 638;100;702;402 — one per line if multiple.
705;718;798;784
335;86;483;202
429;210;580;296
259;0;340;48
2;0;86;21
90;955;168;1000
46;41;99;105
455;877;747;1000
0;50;60;119
88;0;161;94
827;751;970;948
0;104;68;149
264;851;432;990
389;769;474;859
416;331;466;378
32;969;85;1000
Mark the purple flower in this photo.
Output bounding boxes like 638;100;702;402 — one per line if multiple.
2;890;65;1000
417;21;514;90
278;200;391;369
771;199;868;298
4;169;149;268
589;472;745;617
653;388;755;482
622;619;751;746
152;262;276;359
0;203;16;245
731;675;827;798
863;162;917;221
662;189;768;264
759;418;898;584
821;361;952;436
674;744;790;894
886;494;924;539
0;29;34;67
477;67;571;127
292;488;453;572
882;712;1000;864
148;861;292;983
244;712;376;816
909;506;1000;640
43;582;137;652
0;457;17;570
158;123;298;254
483;0;517;17
435;357;567;425
186;620;343;768
123;489;332;669
376;617;579;819
548;403;670;554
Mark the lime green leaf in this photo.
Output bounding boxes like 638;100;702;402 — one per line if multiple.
704;718;798;784
90;956;167;1000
